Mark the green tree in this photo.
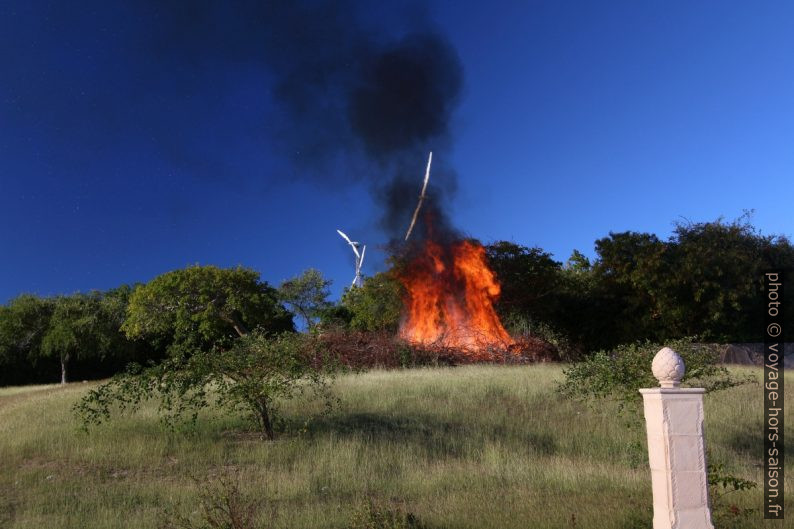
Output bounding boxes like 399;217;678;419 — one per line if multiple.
485;241;563;325
564;249;592;273
591;216;794;344
592;231;668;345
98;284;155;366
75;331;336;440
122;265;293;358
0;290;152;385
40;293;112;384
342;271;403;332
315;304;354;331
0;295;54;384
278;268;332;329
654;217;793;341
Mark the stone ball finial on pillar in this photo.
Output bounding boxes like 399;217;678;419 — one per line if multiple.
651;346;685;388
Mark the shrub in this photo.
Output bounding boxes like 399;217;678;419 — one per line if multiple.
707;461;758;525
74;331;338;439
557;338;753;414
348;499;430;529
502;312;579;362
159;471;265;529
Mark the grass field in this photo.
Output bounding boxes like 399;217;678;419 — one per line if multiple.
1;364;791;528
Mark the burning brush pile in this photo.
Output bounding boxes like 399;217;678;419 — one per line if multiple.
327;154;557;367
399;239;513;357
323;217;556;366
395;236;554;364
382;153;553;364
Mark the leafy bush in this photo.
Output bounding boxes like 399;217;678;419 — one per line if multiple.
348;499;430;529
341;272;403;333
74;331;337;439
558;338;752;413
708;460;757;525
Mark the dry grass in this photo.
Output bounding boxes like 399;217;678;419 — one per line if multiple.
0;364;791;528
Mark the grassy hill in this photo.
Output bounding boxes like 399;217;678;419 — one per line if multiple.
1;365;790;528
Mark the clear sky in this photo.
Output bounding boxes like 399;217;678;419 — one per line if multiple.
1;1;792;304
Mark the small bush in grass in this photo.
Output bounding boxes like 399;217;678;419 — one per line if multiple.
348;499;430;529
707;461;758;526
159;471;267;529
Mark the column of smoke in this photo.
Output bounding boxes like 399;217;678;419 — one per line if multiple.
260;1;464;246
144;0;462;243
147;1;514;350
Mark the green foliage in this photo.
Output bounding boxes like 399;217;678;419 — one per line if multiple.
278;268;332;329
41;293;117;383
348;499;430;529
0;290;144;384
708;461;758;524
564;249;591;272
591;231;668;346
74;331;336;439
654;215;792;341
123;265;294;359
208;331;337;438
315;304;354;331
558;338;753;413
342;272;403;332
484;215;794;352
591;215;794;346
485;241;562;325
0;294;53;370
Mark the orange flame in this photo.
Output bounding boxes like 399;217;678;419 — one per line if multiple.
398;239;514;357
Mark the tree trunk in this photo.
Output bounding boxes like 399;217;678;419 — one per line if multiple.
60;353;70;385
231;323;248;337
258;400;275;440
220;313;248;337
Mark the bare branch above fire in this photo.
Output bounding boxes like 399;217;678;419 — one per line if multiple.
404;151;433;241
337;229;365;287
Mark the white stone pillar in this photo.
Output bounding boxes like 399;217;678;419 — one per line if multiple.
639;347;714;529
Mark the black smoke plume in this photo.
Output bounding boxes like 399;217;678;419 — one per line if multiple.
255;2;465;241
13;0;464;240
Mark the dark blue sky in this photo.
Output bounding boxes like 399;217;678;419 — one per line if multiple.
2;1;792;303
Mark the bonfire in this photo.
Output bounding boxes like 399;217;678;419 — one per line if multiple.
397;238;516;361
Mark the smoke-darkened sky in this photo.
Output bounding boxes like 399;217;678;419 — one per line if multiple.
2;1;793;302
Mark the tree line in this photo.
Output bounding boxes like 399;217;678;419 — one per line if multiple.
2;216;792;385
327;216;794;355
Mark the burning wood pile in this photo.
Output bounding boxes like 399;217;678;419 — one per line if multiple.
394;153;547;362
333;153;555;364
398;238;514;359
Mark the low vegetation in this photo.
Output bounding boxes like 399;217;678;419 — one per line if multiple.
2;364;790;528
